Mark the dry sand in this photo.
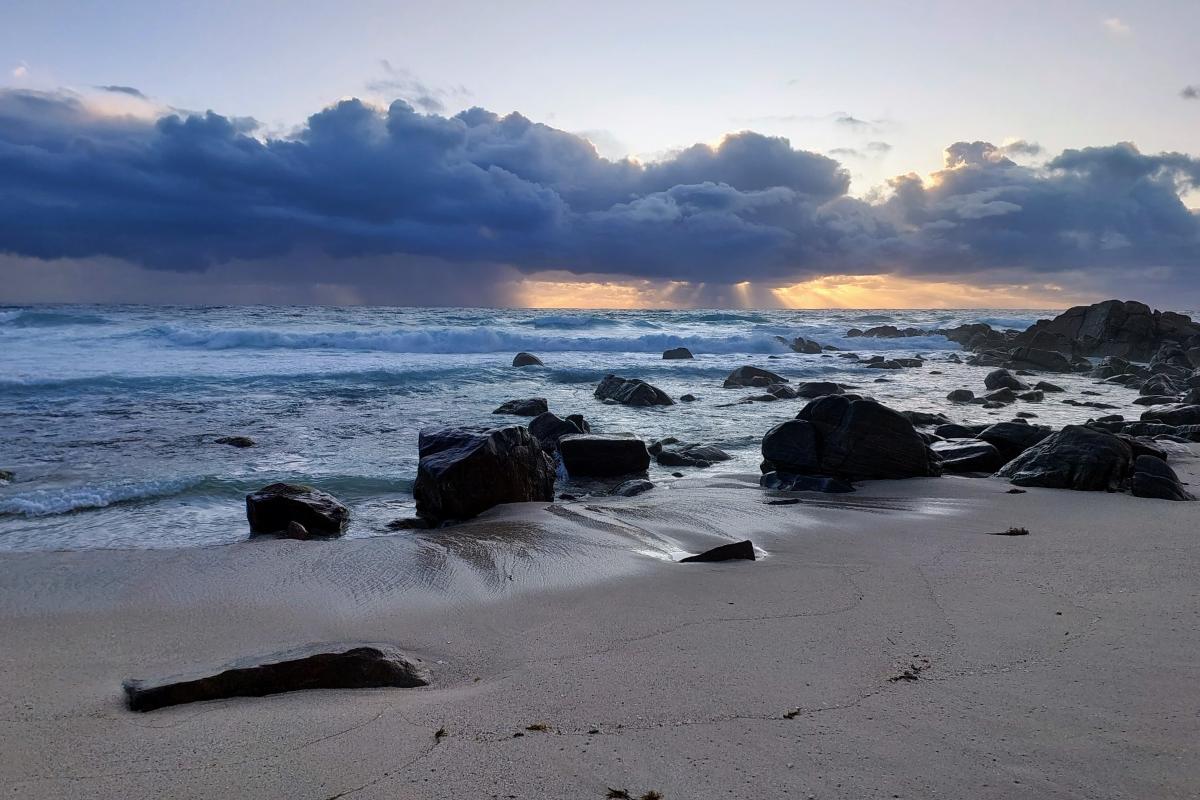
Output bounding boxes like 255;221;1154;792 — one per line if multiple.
2;449;1198;799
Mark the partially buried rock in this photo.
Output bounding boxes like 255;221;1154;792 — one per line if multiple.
512;352;544;367
492;398;549;417
759;472;854;492
246;483;349;537
594;374;674;406
997;425;1133;491
215;436;255;448
414;426;555;523
1130;455;1193;501
123;643;429;712
680;540;756;563
612;479;654;497
662;347;694;359
723;365;787;388
558;433;650;477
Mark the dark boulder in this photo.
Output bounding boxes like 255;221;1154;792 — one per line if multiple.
680;394;697;402
985;369;1029;391
680;540;756;563
1007;346;1074;372
795;381;844;398
1130;456;1193;501
761;396;941;481
1140;374;1179;397
528;412;588;452
930;439;1005;473
558;433;651;477
1012;300;1200;361
935;423;986;439
493;398;549;417
1017;390;1044;403
594;374;674;406
663;347;694;360
1034;381;1065;393
123;643;429;712
1140;405;1200;426
983;387;1018;404
976;421;1052;462
215;436;256;448
997;425;1133;491
414;426;555;522
901;410;951;427
724;366;788;388
653;441;732;468
246;483;349;537
947;389;975;403
780;336;823;354
512;352;544;367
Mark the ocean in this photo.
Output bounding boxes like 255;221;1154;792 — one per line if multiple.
0;305;1164;551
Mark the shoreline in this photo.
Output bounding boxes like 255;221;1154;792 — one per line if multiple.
3;456;1198;798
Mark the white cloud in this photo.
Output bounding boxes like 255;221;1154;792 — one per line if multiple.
11;61;28;78
1102;17;1131;36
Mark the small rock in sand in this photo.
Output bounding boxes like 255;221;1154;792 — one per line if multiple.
680;540;756;563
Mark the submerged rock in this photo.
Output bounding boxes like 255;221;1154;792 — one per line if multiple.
680;540;756;563
215;436;256;448
723;365;788;388
414;426;555;522
0;469;12;484
558;433;651;477
492;398;549;417
594;374;674;406
512;352;544;367
123;643;429;712
662;347;694;359
245;483;349;537
997;425;1133;491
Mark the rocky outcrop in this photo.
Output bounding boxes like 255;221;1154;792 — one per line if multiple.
493;398;549;416
558;433;651;477
123;643;429;712
414;426;555;522
680;540;756;562
723;366;788;388
512;352;544;367
760;396;941;481
245;483;350;536
997;425;1133;491
1012;300;1200;361
1006;346;1075;372
662;347;694;359
594;374;674;406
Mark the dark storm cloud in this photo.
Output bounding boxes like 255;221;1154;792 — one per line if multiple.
1183;85;1199;100
1;88;1199;296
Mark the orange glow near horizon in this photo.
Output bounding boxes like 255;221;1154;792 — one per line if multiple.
511;272;1096;310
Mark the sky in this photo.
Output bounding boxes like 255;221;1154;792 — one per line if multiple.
2;0;1199;308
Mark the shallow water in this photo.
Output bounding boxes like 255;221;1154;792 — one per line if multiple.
0;304;1180;551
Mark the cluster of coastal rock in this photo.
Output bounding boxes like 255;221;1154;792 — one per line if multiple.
238;300;1199;540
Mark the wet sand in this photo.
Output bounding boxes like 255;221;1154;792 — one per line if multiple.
2;452;1199;799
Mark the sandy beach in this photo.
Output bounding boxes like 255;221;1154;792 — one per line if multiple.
3;449;1198;800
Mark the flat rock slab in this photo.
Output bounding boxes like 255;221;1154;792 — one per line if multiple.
123;643;429;712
